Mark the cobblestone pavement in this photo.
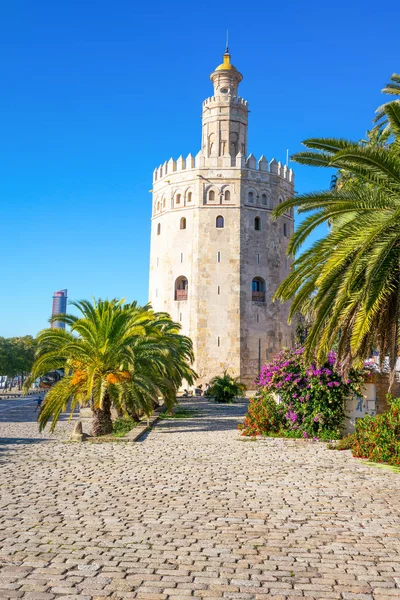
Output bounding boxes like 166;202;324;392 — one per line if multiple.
1;398;400;600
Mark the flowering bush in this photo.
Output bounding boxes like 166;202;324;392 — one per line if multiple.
337;396;400;466
239;347;363;440
238;393;283;437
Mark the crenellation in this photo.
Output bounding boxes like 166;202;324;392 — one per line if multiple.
176;155;185;171
258;155;268;172
186;153;195;169
246;153;257;169
269;158;279;174
202;95;247;107
236;150;245;168
195;151;205;168
167;157;177;173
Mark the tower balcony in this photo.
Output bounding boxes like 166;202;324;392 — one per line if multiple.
252;291;265;303
175;289;188;301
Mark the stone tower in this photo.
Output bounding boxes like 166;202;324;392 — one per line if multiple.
149;49;295;386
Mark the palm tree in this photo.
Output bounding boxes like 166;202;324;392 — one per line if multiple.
272;89;400;385
25;299;196;436
374;73;400;133
208;371;246;403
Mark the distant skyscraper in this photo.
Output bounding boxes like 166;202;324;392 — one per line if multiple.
51;289;67;329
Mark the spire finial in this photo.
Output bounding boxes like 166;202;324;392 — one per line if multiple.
225;30;229;53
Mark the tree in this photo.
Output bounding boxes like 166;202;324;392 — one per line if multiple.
25;299;196;436
208;371;246;403
0;336;37;387
272;82;400;385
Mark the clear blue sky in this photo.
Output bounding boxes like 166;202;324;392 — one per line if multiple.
1;0;399;337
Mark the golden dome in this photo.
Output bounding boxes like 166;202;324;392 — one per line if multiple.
215;52;238;72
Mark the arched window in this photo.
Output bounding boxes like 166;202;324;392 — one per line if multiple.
187;191;192;203
283;222;287;237
175;276;188;301
254;217;261;231
176;194;181;205
209;190;215;202
180;217;186;230
252;277;266;302
261;193;267;206
162;197;166;208
279;195;283;204
157;201;160;212
248;191;254;204
224;190;230;202
157;223;161;236
216;215;224;228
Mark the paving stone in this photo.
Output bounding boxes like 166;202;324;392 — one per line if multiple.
1;398;400;600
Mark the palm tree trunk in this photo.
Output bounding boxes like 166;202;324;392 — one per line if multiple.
92;390;113;436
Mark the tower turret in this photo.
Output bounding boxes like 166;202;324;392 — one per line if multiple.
202;49;248;161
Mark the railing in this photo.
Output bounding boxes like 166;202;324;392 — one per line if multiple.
252;291;265;302
175;289;188;301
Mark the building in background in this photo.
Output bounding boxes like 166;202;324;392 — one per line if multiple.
149;50;294;386
51;289;68;329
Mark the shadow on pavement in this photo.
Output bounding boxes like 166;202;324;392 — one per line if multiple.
137;399;249;442
0;437;48;446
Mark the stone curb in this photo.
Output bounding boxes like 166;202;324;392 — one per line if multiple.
83;404;166;443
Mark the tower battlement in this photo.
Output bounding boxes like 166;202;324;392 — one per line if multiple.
153;154;294;184
202;96;248;107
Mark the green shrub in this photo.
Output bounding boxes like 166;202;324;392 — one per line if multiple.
112;417;137;437
337;396;400;466
208;371;246;404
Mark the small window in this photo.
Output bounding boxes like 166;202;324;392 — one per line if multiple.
224;190;231;202
180;313;182;322
217;336;220;347
157;257;159;266
187;191;192;203
162;198;166;208
255;217;261;231
248;191;254;204
283;223;287;237
157;201;160;212
175;276;188;301
218;285;220;295
180;217;186;230
252;278;265;292
217;251;221;263
181;252;183;263
261;193;267;206
209;190;215;202
176;194;181;205
257;254;260;264
157;223;161;235
252;277;266;302
256;314;259;323
279;196;283;204
216;215;224;228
